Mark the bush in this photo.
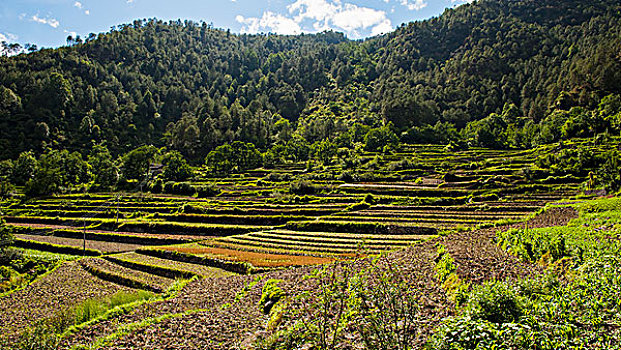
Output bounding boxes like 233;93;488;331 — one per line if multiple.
163;181;197;196
465;281;523;324
289;180;321;195
148;179;163;193
0;218;14;250
259;279;286;314
196;184;221;197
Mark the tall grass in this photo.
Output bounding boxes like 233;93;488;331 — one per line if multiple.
71;290;154;325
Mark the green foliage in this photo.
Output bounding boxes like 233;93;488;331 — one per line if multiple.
255;258;423;350
311;139;337;165
259;279;286;314
69;291;154;325
364;124;399;152
432;197;621;349
464;282;523;324
11;151;37;186
87;144;118;190
593;149;621;192
205;141;262;174
0;218;13;250
161;151;193;182
163;181;197;196
497;227;569;263
9;290;154;350
23;149;92;197
0;1;620;161
196;183;221;197
121;145;158;181
288;179;323;195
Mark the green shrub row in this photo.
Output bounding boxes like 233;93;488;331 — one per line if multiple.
13;239;101;257
285;221;437;235
157;213;311;226
114;222;260;236
51;229;188;246
103;256;195;279
79;260;164;293
136;249;252;274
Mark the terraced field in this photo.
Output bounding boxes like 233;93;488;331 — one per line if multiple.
1;140;607;292
1;139;616;348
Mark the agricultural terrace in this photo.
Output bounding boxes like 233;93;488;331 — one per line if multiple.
0;139;613;347
2;140;605;269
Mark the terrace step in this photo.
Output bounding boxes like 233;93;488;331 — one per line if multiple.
105;252;234;279
15;233;141;254
79;257;174;293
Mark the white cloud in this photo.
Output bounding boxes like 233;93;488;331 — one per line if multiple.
330;4;388;33
64;30;78;38
371;19;393;36
31;15;60;28
238;0;393;38
400;0;427;11
74;2;90;15
0;32;18;43
236;12;302;35
288;0;339;23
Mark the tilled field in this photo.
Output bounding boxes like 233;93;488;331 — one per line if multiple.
0;261;138;344
16;234;143;253
54;207;578;349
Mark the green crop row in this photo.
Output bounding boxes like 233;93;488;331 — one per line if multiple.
79;259;167;293
13;239;101;257
103;256;196;280
155;213;312;226
136;248;252;274
285;221;438;235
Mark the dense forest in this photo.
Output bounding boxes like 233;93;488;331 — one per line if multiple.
0;0;620;167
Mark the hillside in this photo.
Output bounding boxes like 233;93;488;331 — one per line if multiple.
1;1;621;348
1;145;620;348
0;0;620;160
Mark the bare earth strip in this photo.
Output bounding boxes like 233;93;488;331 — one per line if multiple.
16;234;142;253
8;222;208;241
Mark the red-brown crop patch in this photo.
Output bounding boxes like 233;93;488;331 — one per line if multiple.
161;245;336;267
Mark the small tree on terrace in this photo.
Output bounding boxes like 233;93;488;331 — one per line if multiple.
205;141;262;174
161;151;193;182
88;144;119;190
121;145;158;180
11;151;37;186
0;218;12;250
364;124;399;152
311;138;337;165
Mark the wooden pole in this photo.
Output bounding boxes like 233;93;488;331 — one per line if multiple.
82;219;86;256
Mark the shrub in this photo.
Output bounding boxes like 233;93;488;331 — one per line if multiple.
259;279;286;314
465;281;523;324
289;180;321;195
196;183;221;197
147;179;163;194
0;218;14;250
163;181;197;196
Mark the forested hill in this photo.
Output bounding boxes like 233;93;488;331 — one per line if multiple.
0;0;620;161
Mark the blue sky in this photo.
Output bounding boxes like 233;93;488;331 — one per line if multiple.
0;0;472;49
